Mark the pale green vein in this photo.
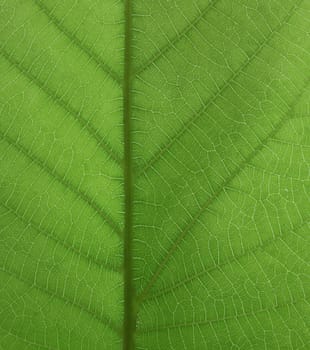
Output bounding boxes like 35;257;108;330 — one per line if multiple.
137;80;308;303
0;324;54;350
139;299;306;333
0;267;120;336
247;163;308;181
0;202;120;273
0;132;123;238
137;0;302;176
34;0;122;85
141;219;309;303
134;0;219;75
0;50;122;166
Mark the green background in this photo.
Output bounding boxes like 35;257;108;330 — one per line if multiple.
0;0;309;348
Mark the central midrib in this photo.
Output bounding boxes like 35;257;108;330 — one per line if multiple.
123;0;135;349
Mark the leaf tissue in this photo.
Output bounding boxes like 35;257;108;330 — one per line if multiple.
0;0;309;349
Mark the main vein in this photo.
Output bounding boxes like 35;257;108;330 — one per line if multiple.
123;0;136;349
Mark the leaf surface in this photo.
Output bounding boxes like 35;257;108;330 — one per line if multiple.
0;0;309;349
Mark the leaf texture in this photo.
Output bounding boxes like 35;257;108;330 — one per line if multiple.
0;0;309;349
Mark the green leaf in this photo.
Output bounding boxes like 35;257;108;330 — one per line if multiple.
0;0;309;349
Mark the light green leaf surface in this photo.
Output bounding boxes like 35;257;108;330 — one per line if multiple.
0;0;309;349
